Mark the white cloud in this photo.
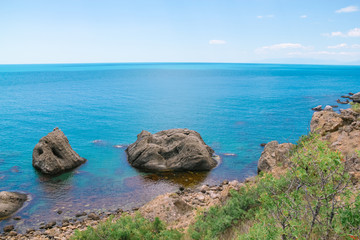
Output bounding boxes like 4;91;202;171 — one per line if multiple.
335;5;359;13
209;40;227;45
325;28;360;37
352;44;360;48
300;15;307;18
328;43;348;49
257;14;274;19
348;28;360;37
258;43;307;51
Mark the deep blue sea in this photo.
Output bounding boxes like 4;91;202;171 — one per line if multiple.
0;63;359;231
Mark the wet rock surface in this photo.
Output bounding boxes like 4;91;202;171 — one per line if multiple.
0;192;27;219
126;129;217;172
32;127;86;175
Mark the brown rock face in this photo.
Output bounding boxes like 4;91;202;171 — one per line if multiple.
257;141;295;173
32;128;86;175
310;109;360;175
0;191;27;219
126;129;217;172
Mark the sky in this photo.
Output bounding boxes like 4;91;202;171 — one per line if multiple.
0;0;360;65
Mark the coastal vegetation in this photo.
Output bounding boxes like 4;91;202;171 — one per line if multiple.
350;102;360;113
72;133;360;240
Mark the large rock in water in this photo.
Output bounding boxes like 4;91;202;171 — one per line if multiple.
257;141;295;173
0;191;27;219
126;129;217;172
32;128;86;175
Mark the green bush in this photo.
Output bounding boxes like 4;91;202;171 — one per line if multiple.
350;102;360;113
71;213;183;240
189;187;261;240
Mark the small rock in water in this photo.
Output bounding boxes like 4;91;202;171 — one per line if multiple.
57;209;63;214
8;231;17;236
260;143;266;147
75;212;87;217
3;225;14;232
88;213;100;220
26;228;35;234
113;144;127;149
312;105;322;111
44;221;56;229
223;153;236;156
13;216;21;220
324;105;333;111
331;105;339;108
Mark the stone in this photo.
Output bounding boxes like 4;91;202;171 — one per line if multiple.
0;191;27;219
126;129;217;172
88;212;100;220
8;231;17;236
13;216;21;220
350;92;360;103
44;221;56;229
3;225;14;232
75;211;87;217
310;111;343;135
312;105;322;111
257;141;295;173
200;185;209;193
32;127;86;175
323;105;333;111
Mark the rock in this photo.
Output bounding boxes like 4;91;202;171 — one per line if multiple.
8;231;17;236
324;105;333;111
257;141;295;173
87;213;100;220
44;221;56;229
310;109;360;176
312;105;322;111
32;127;86;175
57;209;63;214
13;216;21;220
0;191;27;219
337;99;349;104
26;228;35;234
179;186;185;192
350;92;360;103
126;129;217;172
200;185;209;193
222;180;229;185
310;111;343;135
3;225;14;232
75;212;87;217
260;143;266;147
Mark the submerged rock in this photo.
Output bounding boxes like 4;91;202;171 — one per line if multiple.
126;129;217;172
0;191;27;219
32;127;86;175
257;141;295;173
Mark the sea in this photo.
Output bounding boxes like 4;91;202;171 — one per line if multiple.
0;63;359;231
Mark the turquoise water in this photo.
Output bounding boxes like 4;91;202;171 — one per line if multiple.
0;63;359;230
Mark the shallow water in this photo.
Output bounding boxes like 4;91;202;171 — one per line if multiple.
0;63;359;231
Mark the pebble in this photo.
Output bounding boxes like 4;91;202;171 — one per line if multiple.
44;221;56;229
13;216;21;220
88;213;100;220
75;212;87;217
3;225;14;232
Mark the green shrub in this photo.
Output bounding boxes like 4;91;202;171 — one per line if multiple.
350;102;360;113
189;187;261;240
71;213;183;240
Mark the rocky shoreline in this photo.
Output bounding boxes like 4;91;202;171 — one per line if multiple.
0;179;247;240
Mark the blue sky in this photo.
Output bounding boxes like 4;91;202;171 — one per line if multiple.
1;0;359;64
